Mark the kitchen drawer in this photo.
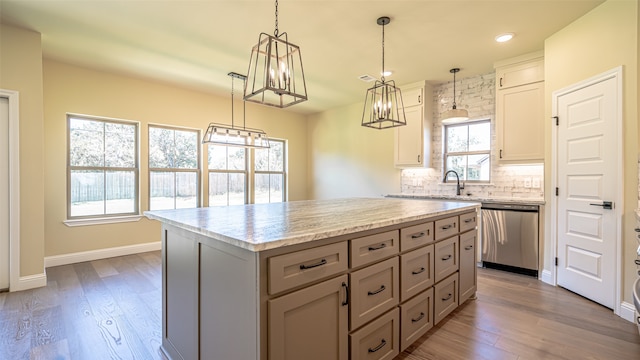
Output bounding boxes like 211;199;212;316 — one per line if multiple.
434;216;458;241
459;230;477;305
459;211;477;233
400;287;433;352
434;236;459;283
434;272;459;325
400;245;434;302
268;242;348;295
350;230;399;269
350;257;399;330
350;308;400;360
400;222;434;252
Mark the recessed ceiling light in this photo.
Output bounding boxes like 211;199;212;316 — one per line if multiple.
495;33;514;43
382;70;392;77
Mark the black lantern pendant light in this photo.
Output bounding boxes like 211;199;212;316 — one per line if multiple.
361;16;406;129
244;0;308;108
441;68;469;124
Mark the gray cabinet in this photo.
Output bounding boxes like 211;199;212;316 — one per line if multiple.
459;230;477;304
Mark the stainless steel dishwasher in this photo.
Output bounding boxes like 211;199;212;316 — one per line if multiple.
481;203;539;277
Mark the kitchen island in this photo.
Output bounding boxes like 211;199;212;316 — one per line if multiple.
145;197;480;360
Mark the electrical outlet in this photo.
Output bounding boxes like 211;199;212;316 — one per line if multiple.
524;177;532;188
532;177;541;188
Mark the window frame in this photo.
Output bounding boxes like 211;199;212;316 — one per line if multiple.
207;145;249;206
253;138;287;204
443;119;491;183
67;114;140;219
148;124;201;211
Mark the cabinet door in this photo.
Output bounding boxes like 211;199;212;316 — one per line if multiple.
496;58;544;89
350;257;399;330
402;86;423;107
434;236;459;283
459;230;477;304
400;244;434;302
496;81;544;162
394;106;424;167
269;275;349;360
400;288;433;352
434;272;458;325
350;308;400;360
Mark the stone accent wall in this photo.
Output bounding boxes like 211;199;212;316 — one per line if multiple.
400;71;544;200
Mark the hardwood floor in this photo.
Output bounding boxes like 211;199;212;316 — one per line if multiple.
1;252;638;359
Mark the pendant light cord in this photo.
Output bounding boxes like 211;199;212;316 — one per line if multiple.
381;21;385;82
452;70;457;109
231;76;235;127
274;0;279;36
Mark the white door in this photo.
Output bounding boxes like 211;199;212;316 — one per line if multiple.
0;96;9;290
555;71;620;309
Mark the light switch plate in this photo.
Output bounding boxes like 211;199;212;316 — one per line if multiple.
524;177;532;188
532;177;541;188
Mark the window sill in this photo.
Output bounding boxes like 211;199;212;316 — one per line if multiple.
64;215;144;227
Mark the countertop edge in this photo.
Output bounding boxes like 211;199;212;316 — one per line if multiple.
387;193;545;206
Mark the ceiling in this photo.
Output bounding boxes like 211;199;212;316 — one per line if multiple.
1;0;604;115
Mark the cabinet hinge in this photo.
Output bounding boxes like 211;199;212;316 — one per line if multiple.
555;187;559;196
553;116;559;126
555;257;558;266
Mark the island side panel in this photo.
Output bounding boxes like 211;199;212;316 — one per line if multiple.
161;224;261;360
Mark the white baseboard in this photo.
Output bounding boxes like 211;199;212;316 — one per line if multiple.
619;301;636;323
44;242;161;268
10;272;47;292
540;269;554;285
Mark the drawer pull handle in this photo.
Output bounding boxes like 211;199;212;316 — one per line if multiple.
635;259;640;266
341;282;349;306
442;293;453;301
411;312;425;323
441;224;453;230
367;285;386;296
464;218;475;223
441;254;452;261
368;339;387;353
412;267;425;275
464;245;474;251
411;232;426;239
368;243;387;251
299;259;327;270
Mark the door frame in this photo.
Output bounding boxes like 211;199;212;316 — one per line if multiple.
0;89;20;292
550;66;623;315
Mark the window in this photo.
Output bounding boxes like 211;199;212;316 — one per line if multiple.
68;115;138;218
208;146;247;206
149;125;200;210
444;120;490;182
254;139;286;203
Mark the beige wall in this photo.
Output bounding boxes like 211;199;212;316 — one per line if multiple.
43;59;308;257
307;102;401;199
0;25;46;277
544;0;638;304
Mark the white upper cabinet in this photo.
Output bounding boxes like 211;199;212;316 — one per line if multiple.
394;81;432;168
494;52;545;163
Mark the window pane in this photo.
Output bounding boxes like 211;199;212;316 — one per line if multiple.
254;173;270;204
227;147;246;171
176;172;198;208
228;173;246;205
255;147;269;172
446;125;468;153
150;171;175;210
175;130;198;169
208;145;228;170
69;119;104;167
445;156;466;180
467;154;490;181
105;122;136;167
269;141;284;171
269;174;284;203
149;127;174;168
468;122;491;151
209;173;228;206
70;170;104;217
105;171;135;213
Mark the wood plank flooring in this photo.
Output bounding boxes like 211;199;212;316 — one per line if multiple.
1;252;638;359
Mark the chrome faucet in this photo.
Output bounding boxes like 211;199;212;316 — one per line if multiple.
443;170;465;196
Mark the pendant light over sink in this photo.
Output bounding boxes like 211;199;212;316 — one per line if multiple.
203;72;270;149
361;16;406;130
244;0;308;108
441;68;469;124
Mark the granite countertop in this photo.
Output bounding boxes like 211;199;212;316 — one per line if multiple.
144;197;480;252
387;193;545;206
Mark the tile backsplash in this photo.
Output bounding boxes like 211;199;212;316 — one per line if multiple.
400;71;544;200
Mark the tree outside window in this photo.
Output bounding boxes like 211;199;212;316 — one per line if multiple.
444;120;491;182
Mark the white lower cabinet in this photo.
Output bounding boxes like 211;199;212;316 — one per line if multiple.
350;308;400;360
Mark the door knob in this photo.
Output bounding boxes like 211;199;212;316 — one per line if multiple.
589;201;613;210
